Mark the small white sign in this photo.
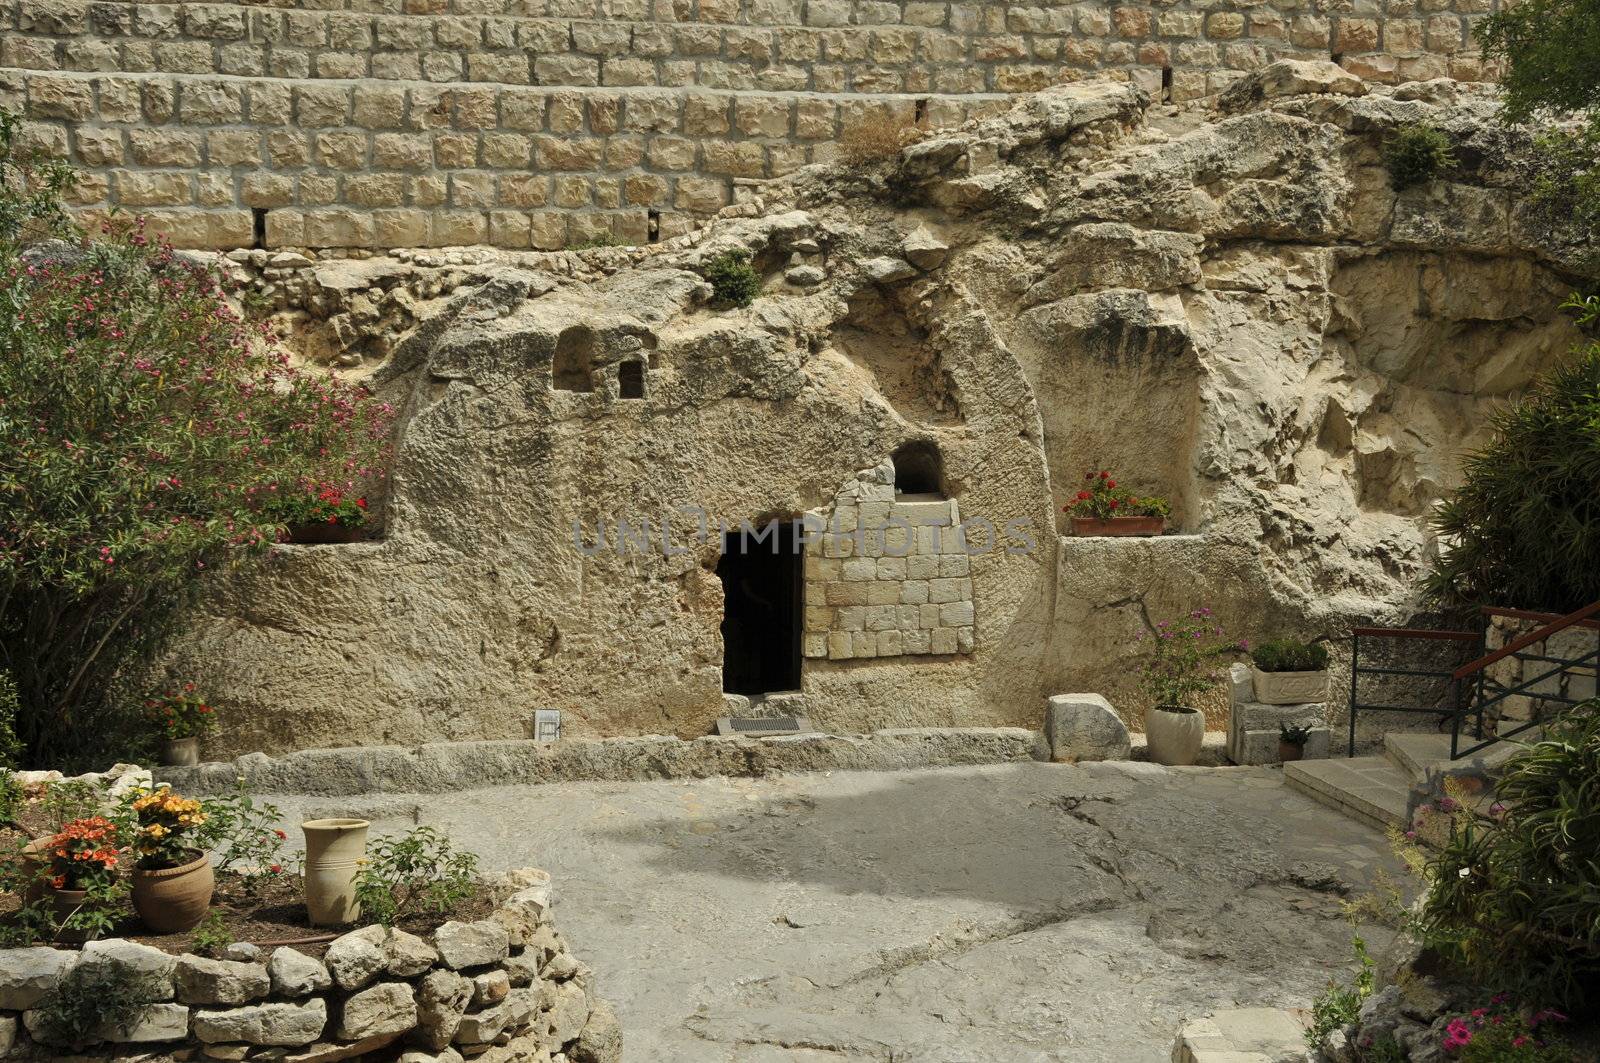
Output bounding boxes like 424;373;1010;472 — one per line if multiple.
533;709;562;743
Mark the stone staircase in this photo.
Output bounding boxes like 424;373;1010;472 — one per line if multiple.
1283;731;1523;832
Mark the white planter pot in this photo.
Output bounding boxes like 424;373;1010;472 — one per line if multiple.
1251;668;1330;705
302;818;369;926
160;737;200;767
1144;705;1205;766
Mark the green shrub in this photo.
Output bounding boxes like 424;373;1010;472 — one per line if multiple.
191;910;235;958
0;108;393;768
194;778;292;890
1478;0;1600;131
0;672;24;769
33;961;144;1047
0;109;74;252
353;826;479;927
1426;298;1600;613
1382;123;1458;189
704;249;761;308
1420;700;1600;1007
1250;639;1330;673
1444;1002;1578;1061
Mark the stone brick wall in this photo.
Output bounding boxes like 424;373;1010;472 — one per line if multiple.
0;0;1504;249
804;468;977;660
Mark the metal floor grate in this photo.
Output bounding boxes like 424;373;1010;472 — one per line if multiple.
714;715;813;738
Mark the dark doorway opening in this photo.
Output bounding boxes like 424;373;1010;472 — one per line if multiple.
892;440;944;496
619;361;645;399
717;519;803;695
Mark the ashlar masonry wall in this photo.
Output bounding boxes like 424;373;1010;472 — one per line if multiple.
1;0;1505;249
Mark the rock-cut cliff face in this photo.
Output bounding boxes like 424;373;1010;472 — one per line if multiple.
182;62;1584;756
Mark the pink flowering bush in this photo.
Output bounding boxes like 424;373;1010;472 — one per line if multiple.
1442;999;1575;1061
0;113;392;766
1135;608;1246;709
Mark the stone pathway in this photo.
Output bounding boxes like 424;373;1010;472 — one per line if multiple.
264;761;1404;1062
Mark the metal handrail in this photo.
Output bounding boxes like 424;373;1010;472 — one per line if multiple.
1454;599;1600;680
1346;601;1600;760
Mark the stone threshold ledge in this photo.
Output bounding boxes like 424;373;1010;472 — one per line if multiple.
157;728;1048;797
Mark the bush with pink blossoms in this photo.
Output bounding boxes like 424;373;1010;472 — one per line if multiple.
1442;999;1576;1061
0;112;392;767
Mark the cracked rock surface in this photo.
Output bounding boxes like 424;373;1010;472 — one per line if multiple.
267;761;1402;1060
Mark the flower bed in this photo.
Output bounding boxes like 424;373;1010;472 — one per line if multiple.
0;867;621;1062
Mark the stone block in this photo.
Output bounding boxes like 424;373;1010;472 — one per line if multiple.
0;948;75;1010
267;948;331;998
336;981;417;1040
1045;693;1131;762
193;999;327;1046
78;939;177;1003
176;955;271;1006
434;920;510;970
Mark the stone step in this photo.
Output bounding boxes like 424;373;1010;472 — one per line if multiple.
1382;729;1532;783
1283;756;1411;832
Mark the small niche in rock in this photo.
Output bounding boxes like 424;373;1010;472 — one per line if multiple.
892;440;945;497
553;326;596;393
619;361;646;399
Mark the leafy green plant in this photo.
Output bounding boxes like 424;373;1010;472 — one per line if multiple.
1251;639;1330;673
1279;722;1313;746
191;909;235;957
704;249;761;308
1426;297;1600;613
1478;0;1600;131
1444;999;1577;1060
33;961;144;1048
1065;470;1170;521
143;681;219;742
1135;608;1243;709
0;112;394;768
1382;123;1458;189
0;109;75;252
1420;700;1600;1008
353;826;479;927
39;780;102;833
0;671;24;770
194;778;291;888
1305;935;1376;1051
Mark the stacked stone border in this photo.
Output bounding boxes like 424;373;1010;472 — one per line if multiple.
0;869;620;1062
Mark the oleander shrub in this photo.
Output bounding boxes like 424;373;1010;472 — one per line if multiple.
1382;123;1458;189
1425;295;1600;614
1419;700;1600;1008
0;108;394;768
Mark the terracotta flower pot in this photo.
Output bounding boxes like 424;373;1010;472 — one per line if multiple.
1144;704;1205;766
285;522;368;545
302;818;369;926
160;737;200;767
45;886;92;942
1071;516;1166;537
1278;740;1306;763
132;850;215;933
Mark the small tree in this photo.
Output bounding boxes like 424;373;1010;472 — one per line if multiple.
1425;295;1600;614
0;111;393;767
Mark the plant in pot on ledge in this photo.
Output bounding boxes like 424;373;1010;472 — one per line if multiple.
1278;723;1312;763
1250;638;1331;705
144;682;219;766
266;481;372;545
1066;470;1171;536
127;785;214;933
1136;608;1244;766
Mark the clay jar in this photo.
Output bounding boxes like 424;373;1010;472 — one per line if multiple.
302;819;370;926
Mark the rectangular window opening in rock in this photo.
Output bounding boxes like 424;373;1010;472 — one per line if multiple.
717;520;804;696
619;360;645;399
552;325;596;393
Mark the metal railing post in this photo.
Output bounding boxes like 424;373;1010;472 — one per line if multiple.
1348;632;1360;758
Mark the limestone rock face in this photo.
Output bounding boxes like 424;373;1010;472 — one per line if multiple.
175;955;271;1005
0;948;75;1010
178;76;1587;751
267;947;332;998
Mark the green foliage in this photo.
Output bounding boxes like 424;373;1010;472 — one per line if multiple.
1136;608;1240;709
353;826;479;927
1279;722;1313;746
0;111;394;768
704;249;761;308
194;778;292;888
1426;297;1600;613
0;671;23;769
1066;470;1170;521
1517;128;1600;261
1420;700;1600;1008
0;110;75;252
1359;1034;1406;1063
33;961;144;1048
39;780;101;834
1382;123;1458;189
1478;0;1600;129
0;769;20;825
1446;1002;1578;1061
567;233;618;250
1305;935;1376;1051
191;909;235;957
1251;638;1330;673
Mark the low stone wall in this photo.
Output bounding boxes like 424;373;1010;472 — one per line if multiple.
157;727;1048;796
0;869;620;1062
